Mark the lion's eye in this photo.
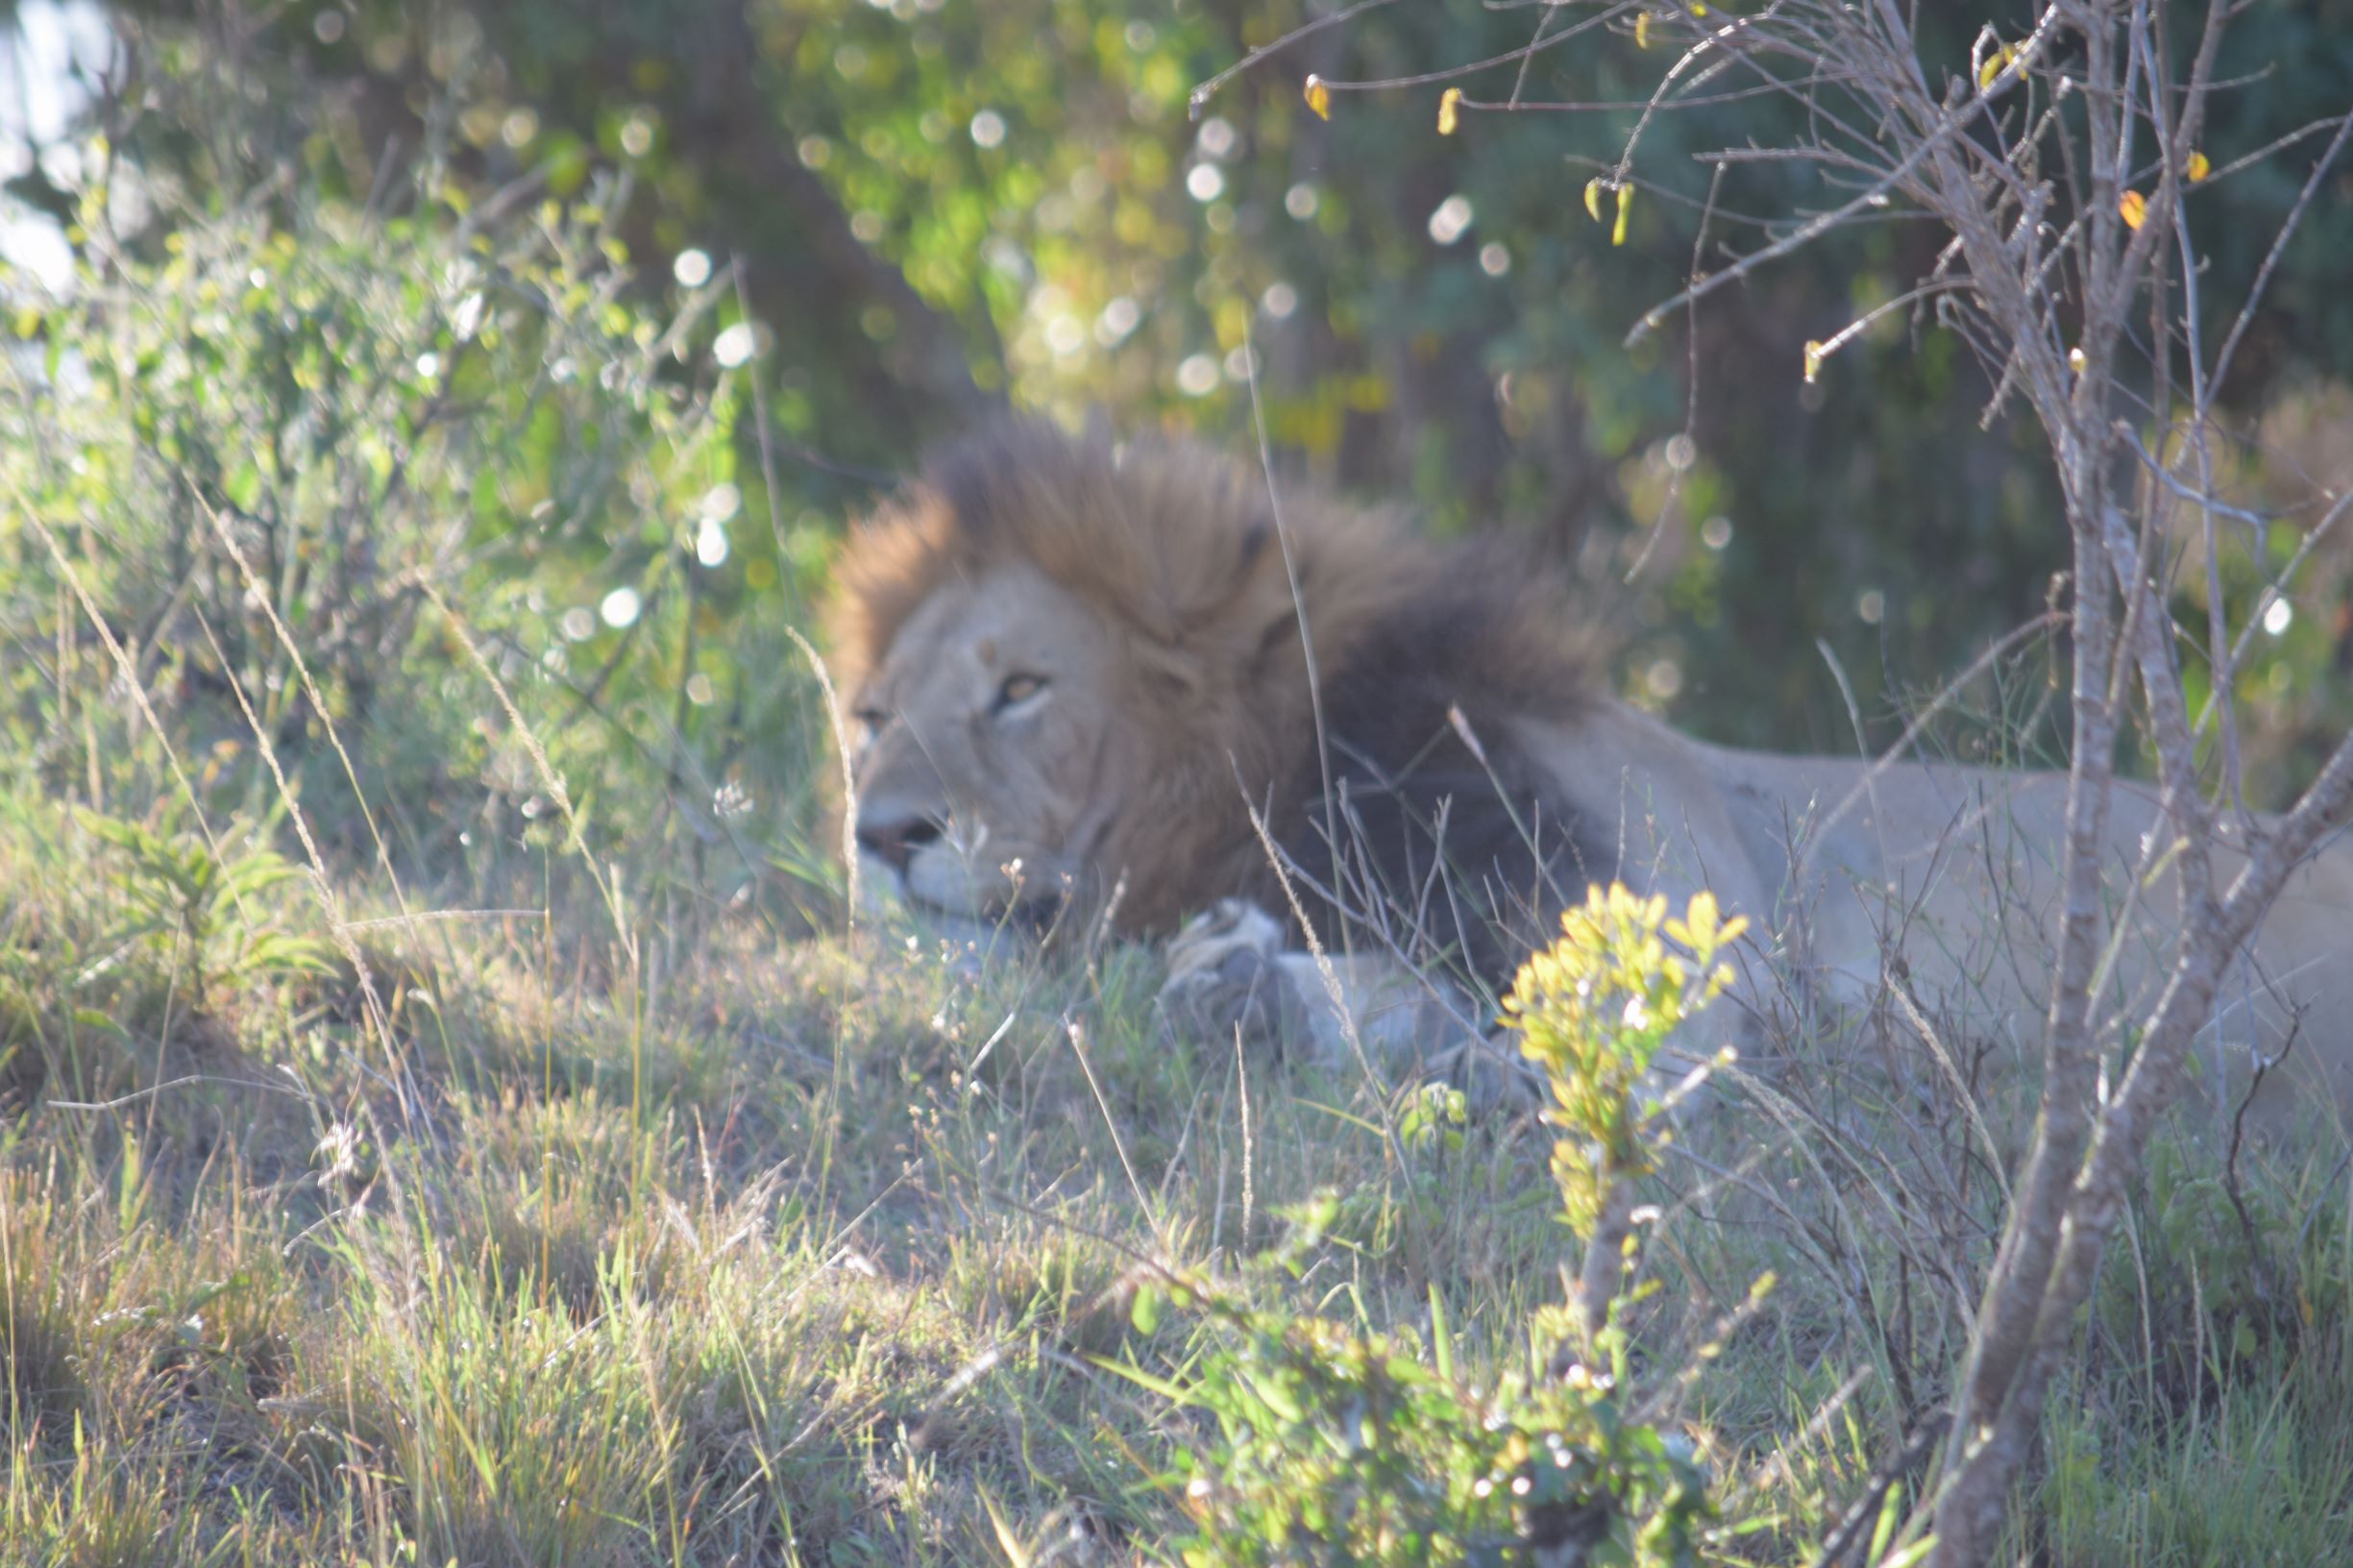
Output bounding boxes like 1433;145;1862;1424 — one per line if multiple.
993;673;1046;713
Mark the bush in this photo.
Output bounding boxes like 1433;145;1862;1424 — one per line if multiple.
1148;886;1765;1566
1;136;827;914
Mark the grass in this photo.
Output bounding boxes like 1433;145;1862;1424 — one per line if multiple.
3;747;2350;1566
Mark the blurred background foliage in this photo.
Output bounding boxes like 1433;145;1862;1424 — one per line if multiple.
4;0;2351;914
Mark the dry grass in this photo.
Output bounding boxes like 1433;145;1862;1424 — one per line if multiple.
2;765;2349;1566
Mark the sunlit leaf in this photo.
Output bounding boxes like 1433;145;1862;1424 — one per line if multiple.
2068;345;2086;375
2187;149;2212;183
1977;41;2019;90
1635;11;1652;49
1611;184;1631;247
1303;74;1331;121
224;462;263;512
1802;340;1826;384
2119;188;2147;230
1583;178;1604;222
1436;87;1460;136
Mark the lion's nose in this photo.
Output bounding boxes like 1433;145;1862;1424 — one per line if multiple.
855;811;945;873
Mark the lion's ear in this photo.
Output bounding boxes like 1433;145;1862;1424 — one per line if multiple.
1127;637;1209;704
1237;513;1269;572
1128;495;1276;661
1194;502;1284;620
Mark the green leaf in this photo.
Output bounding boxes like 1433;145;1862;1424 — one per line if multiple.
1866;1475;1904;1561
224;462;263;512
1088;1354;1198;1409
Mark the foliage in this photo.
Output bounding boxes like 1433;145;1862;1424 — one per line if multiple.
1164;1292;1712;1568
68;0;2353;785
1157;889;1761;1566
72;805;333;1006
1;98;832;911
1507;885;1745;1234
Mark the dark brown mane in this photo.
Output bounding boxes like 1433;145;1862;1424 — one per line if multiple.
827;417;1612;984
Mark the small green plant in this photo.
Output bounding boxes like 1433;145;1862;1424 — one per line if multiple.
1152;886;1761;1566
1507;883;1747;1353
77;808;334;1008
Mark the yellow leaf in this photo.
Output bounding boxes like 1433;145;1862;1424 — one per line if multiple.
2068;345;2086;375
2119;189;2146;230
2187;149;2212;183
1976;42;2018;91
1611;184;1632;247
1437;87;1461;136
1802;340;1826;384
1304;74;1332;121
1635;11;1651;49
1584;178;1605;222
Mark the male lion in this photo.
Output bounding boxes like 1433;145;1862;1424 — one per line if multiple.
828;418;2353;1138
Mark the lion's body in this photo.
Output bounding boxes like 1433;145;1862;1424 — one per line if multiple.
832;420;2353;1138
1526;704;2353;1132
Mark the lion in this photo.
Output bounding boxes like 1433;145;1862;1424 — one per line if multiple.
827;417;2353;1139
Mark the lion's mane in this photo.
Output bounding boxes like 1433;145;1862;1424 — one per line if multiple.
828;418;1613;981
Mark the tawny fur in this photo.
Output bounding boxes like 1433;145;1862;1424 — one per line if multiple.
827;419;1606;956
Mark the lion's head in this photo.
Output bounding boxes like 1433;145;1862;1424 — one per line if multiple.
826;418;1608;976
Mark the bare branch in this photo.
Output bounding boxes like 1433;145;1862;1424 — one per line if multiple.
2206;108;2353;404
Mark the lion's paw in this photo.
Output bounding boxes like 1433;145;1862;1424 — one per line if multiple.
1164;898;1287;979
1158;900;1309;1058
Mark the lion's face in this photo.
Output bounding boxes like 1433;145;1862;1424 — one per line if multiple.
847;561;1140;919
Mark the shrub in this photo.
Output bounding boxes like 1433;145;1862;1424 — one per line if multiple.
1150;886;1764;1566
1;136;822;908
